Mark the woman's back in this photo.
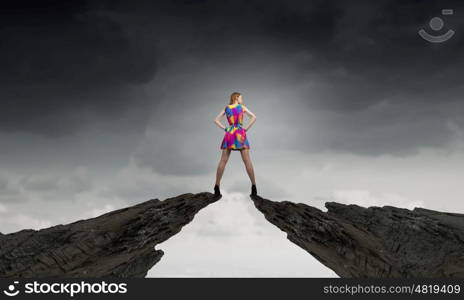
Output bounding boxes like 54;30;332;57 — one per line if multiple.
225;103;244;127
221;103;249;150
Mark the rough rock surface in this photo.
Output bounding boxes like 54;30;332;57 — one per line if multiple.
251;194;464;278
0;192;221;278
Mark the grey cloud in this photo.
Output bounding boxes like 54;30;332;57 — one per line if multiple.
287;97;460;156
20;170;93;195
0;174;22;198
19;175;57;192
0;168;94;204
132;126;217;176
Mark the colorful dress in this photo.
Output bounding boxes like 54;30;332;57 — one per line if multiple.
220;103;250;150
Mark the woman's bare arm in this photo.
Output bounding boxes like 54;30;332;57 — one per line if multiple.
214;106;227;130
242;105;257;131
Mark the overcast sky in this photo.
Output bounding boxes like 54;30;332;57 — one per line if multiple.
1;0;464;277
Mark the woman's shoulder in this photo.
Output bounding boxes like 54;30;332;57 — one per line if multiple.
227;103;244;107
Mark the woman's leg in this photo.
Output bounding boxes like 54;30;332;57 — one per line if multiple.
215;149;231;185
240;149;256;185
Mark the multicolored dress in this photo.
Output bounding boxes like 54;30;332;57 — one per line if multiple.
220;103;250;150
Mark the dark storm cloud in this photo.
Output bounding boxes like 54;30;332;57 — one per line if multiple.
165;0;464;111
281;0;464;112
161;0;464;111
0;1;158;137
100;0;464;116
1;0;463;155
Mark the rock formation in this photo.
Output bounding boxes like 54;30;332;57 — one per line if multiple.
2;189;463;278
0;192;221;278
250;194;464;278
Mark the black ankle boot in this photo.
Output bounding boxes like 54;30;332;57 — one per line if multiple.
250;184;257;196
214;184;221;196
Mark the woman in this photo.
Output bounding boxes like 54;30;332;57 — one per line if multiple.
213;92;257;196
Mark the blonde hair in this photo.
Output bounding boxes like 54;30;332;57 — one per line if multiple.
229;92;241;105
